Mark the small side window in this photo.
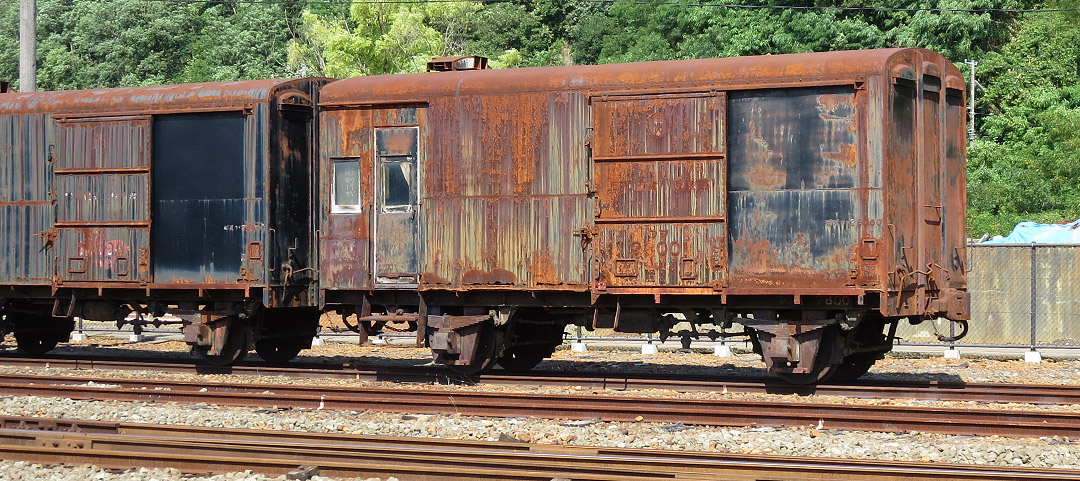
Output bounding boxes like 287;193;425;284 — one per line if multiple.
332;159;360;213
380;158;412;208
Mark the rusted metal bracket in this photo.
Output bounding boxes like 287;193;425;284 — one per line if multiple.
753;324;832;374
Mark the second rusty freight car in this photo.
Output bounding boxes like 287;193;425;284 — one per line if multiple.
0;78;328;364
318;48;969;383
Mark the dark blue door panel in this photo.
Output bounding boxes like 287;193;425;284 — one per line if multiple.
152;113;245;283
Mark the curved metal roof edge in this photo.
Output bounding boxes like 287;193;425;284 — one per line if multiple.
320;48;957;105
0;78;317;115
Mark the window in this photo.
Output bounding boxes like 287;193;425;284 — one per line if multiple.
382;157;414;211
332;159;360;213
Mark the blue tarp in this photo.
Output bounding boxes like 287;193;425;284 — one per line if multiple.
983;219;1080;244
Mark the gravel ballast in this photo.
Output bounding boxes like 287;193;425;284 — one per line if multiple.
0;393;1078;476
0;462;395;481
1;333;1080;479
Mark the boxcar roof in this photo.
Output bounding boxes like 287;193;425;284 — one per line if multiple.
0;78;308;115
320;48;959;105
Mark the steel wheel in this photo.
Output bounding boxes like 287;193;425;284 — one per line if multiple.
255;337;306;365
14;332;58;356
830;355;877;382
830;314;889;382
497;343;555;373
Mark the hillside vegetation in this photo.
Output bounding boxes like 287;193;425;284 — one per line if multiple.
2;0;1078;236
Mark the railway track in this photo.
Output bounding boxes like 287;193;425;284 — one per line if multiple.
1;416;1077;481
0;372;1076;438
3;354;1080;405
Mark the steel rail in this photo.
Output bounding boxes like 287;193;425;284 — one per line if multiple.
0;372;1077;438
1;416;1078;481
3;355;1080;405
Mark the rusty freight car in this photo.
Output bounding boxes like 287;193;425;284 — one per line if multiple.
319;48;969;383
0;78;328;364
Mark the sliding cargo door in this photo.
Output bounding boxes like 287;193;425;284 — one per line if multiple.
591;93;728;288
151;113;246;283
726;86;862;288
54;117;151;283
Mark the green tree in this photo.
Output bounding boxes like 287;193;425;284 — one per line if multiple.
967;2;1080;235
35;0;199;89
0;2;18;90
181;2;298;83
287;1;478;78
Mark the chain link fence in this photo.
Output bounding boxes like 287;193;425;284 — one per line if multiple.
896;243;1080;348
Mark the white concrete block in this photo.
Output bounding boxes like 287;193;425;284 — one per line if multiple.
310;336;325;347
641;343;659;355
70;332;89;342
129;334;146;342
943;348;961;359
714;344;733;357
570;342;588;353
1025;350;1042;363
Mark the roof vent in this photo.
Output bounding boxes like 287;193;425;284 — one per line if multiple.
427;56;489;72
0;81;9;93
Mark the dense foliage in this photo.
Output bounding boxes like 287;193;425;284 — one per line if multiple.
2;0;1078;236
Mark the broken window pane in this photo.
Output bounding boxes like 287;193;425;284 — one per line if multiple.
383;160;412;207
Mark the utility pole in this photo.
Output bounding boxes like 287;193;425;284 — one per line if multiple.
964;59;979;141
19;0;36;92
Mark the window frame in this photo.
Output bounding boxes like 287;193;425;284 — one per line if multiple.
330;157;362;214
379;154;416;214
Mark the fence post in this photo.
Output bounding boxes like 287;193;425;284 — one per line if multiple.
1027;243;1042;362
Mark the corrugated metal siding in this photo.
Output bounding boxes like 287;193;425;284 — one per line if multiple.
56;174;148;222
596;224;727;286
594;160;727;220
0;114;53;284
422;92;589;288
592;94;724;158
727;87;861;287
56;117;150;169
